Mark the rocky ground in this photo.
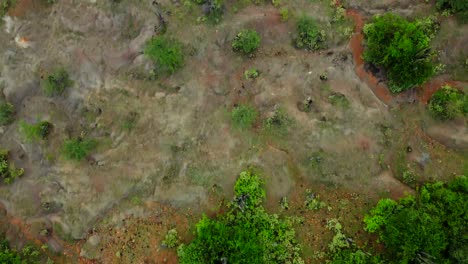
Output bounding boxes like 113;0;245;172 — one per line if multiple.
0;0;466;263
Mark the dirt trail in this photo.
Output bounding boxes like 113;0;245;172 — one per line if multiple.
346;8;467;105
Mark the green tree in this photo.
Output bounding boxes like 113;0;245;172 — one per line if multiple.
177;169;304;264
363;13;435;93
144;36;184;74
364;176;468;263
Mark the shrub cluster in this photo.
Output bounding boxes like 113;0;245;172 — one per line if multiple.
363;13;436;93
144;36;184;74
427;85;467;120
177;169;304;264
0;0;14;17
232;29;261;56
0;149;24;184
294;16;326;51
365;176;468;263
43;68;73;96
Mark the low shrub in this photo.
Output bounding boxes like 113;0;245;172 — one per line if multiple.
231;104;258;129
162;229;180;248
177;169;304;263
294;16;326;51
19;120;53;142
232;29;261;56
0;149;24;184
0;102;14;125
427;85;467;120
43;68;73;96
62;137;97;161
144;36;184;74
363;13;436;93
279;8;289;21
244;68;260;80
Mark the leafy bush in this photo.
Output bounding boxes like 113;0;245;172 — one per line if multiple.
363;13;436;93
43;68;73;96
0;0;15;17
244;68;260;80
279;8;289;21
162;229;180;248
304;190;326;211
0;149;24;184
436;0;468;22
427;85;467;120
177;169;304;264
19;120;53;142
62;137;97;161
232;29;261;56
294;16;326;51
364;176;468;263
0;102;14;126
144;36;184;74
0;239;47;263
231;104;258;129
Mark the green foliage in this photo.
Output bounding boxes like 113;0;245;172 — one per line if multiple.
436;0;468;22
304;189;326;211
19;120;53;142
0;239;47;264
144;36;184;74
244;68;260;80
0;0;15;17
0;102;14;126
232;29;261;56
231;104;258;129
279;8;289;21
177;169;304;264
327;219;384;264
234;170;265;209
364;176;468;263
0;149;24;185
294;16;326;51
428;85;467;120
162;229;180;248
363;13;436;93
43;69;73;96
62;137;97;161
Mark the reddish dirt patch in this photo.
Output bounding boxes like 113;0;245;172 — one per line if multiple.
8;0;36;17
